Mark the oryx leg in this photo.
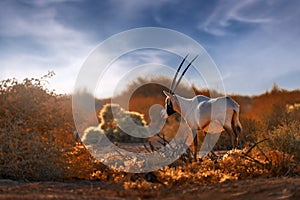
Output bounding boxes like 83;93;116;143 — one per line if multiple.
223;126;237;149
232;128;239;149
204;132;218;157
192;129;198;161
204;131;211;151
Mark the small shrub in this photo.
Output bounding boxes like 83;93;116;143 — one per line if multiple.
266;121;300;162
98;104;148;143
82;126;105;145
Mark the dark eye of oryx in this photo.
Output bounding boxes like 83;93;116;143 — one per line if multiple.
166;99;176;116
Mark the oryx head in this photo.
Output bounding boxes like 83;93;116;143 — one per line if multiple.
161;55;198;119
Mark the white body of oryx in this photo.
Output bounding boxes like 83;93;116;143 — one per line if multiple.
161;92;242;158
162;93;241;133
161;55;242;160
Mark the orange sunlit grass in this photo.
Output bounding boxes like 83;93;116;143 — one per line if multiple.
0;73;299;190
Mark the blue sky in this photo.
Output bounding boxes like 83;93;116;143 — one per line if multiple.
0;0;299;97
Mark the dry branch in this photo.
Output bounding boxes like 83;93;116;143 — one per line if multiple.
241;139;270;166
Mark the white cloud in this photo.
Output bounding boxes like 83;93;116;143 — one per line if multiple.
26;0;81;7
0;1;94;95
1;0;299;97
212;22;300;95
92;50;169;98
108;0;171;20
198;0;274;36
195;0;300;94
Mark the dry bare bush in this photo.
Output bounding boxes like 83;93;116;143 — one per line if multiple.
266;121;300;159
258;121;300;176
0;73;95;180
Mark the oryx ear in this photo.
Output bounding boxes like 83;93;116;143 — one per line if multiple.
163;90;172;97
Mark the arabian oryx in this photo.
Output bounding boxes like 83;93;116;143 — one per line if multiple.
161;55;242;160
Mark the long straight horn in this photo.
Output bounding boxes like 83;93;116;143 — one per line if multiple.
170;54;188;93
173;55;198;93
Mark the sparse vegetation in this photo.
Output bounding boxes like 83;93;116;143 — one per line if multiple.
265;121;300;162
0;74;299;193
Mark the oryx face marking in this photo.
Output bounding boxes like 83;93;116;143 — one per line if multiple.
166;98;176;116
161;97;176;119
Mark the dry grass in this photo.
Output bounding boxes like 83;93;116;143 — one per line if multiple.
0;74;299;191
91;145;299;191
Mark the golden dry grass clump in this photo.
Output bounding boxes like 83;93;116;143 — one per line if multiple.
99;144;299;191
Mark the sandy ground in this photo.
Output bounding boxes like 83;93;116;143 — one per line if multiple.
0;177;300;200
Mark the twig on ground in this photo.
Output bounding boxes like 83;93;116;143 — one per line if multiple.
149;141;155;152
143;143;151;153
244;138;269;155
